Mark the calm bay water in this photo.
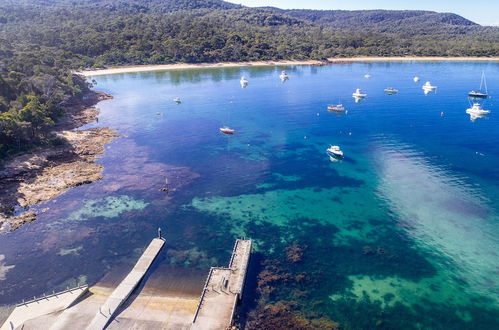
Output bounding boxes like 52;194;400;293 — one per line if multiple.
1;62;499;328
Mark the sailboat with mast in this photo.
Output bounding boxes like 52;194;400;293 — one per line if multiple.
468;71;488;99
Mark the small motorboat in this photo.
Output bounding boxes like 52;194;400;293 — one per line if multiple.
422;81;437;91
413;76;420;82
352;88;367;98
327;104;345;112
384;87;398;95
326;145;344;159
466;103;490;116
240;76;248;87
220;126;235;135
279;71;289;81
364;74;372;79
173;97;181;103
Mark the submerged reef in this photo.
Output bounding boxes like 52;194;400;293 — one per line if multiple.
0;126;118;233
0;255;15;281
246;301;340;330
66;195;148;223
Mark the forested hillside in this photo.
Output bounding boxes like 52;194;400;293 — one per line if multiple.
1;0;498;158
277;9;478;30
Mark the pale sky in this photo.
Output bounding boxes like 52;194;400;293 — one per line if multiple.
225;0;499;26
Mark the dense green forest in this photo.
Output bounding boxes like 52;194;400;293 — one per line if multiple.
1;0;498;158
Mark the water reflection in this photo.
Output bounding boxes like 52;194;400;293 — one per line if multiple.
374;138;499;304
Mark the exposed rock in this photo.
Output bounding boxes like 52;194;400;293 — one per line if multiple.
0;212;36;233
0;92;118;234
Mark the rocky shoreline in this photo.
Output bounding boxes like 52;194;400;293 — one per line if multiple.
0;91;118;233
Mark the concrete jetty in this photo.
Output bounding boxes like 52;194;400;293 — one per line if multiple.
86;237;165;330
1;237;252;329
0;285;88;330
191;239;252;330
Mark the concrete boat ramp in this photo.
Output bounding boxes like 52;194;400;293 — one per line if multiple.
1;237;251;330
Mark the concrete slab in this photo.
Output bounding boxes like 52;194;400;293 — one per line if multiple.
0;286;88;330
86;238;165;330
191;239;252;330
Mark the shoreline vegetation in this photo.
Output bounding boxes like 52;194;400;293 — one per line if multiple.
2;55;499;233
80;57;499;76
0;91;118;234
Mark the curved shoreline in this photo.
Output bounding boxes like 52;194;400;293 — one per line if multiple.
79;57;499;76
0;92;118;234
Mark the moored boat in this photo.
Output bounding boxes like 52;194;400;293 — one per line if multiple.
468;91;488;99
220;126;235;135
173;97;181;103
326;145;344;158
352;88;367;98
422;81;437;91
466;103;490;116
240;76;248;87
384;87;398;95
468;71;488;99
327;104;345;112
279;71;289;81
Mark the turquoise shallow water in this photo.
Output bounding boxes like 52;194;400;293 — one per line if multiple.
1;62;499;328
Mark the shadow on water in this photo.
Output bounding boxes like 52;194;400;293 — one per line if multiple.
236;251;265;329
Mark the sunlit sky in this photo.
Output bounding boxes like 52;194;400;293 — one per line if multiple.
225;0;499;26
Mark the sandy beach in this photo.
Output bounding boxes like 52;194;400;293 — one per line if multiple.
79;60;324;76
80;57;499;76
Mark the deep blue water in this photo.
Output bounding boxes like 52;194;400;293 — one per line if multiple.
1;62;499;328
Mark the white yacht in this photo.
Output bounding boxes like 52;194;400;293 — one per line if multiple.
220;126;235;135
279;71;289;81
327;145;344;159
364;74;372;79
352;88;367;98
240;76;248;87
466;103;490;116
173;97;181;103
422;81;437;91
413;76;420;82
327;104;345;112
384;87;398;95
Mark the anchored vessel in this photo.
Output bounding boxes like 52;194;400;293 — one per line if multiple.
327;104;345;112
422;81;437;91
384;87;399;95
466;103;490;116
279;70;289;81
468;72;488;99
352;88;367;98
240;76;248;87
220;126;235;135
327;145;344;159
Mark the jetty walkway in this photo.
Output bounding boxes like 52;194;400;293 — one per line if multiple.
1;236;252;329
191;239;252;329
86;237;165;330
